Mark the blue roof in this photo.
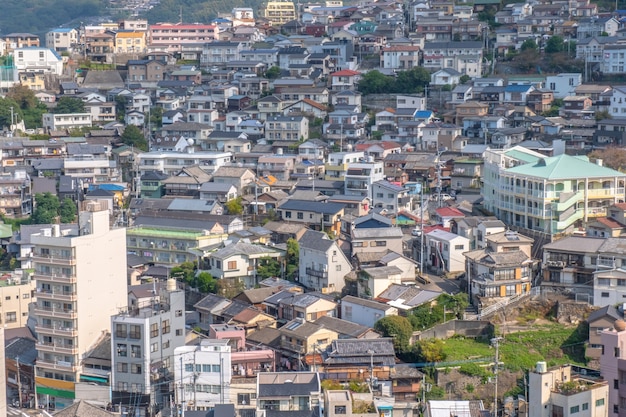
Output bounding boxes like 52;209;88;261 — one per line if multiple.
212;17;231;23
51;27;75;33
415;110;433;118
505;84;533;92
89;184;125;192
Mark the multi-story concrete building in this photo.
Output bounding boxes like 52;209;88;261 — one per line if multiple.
0;270;34;329
42;113;93;132
45;28;78;52
482;147;626;235
13;47;63;74
324;151;365;181
529;363;608;417
111;278;185;417
174;339;232;411
263;0;297;25
149;23;218;53
600;321;626;416
345;161;385;201
33;204;127;409
136;151;233;176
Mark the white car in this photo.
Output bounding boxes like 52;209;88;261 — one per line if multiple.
411;227;422;236
430;193;453;201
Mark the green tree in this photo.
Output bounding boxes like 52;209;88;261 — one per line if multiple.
545;35;565;54
121;125;148;151
414;338;447;363
59;197;77;223
115;95;128;121
520;38;538;51
393;67;431;94
54;97;85;114
171;261;196;284
0;97;23;129
7;85;38;110
256;256;282;279
149;106;163;129
357;70;395;95
31;193;61;224
459;75;471;84
374;315;413;352
264;66;281;79
285;238;299;280
196;271;217;293
224;197;244;215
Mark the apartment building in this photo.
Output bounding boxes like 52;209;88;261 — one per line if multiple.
345;161;385;201
529;363;608;417
33;204;127;409
482;146;626;235
42;113;93;132
263;0;297;26
111;279;185;416
63;155;120;184
174;340;232;411
149;23;218;53
600;322;626;416
13;47;63;74
136;151;233;175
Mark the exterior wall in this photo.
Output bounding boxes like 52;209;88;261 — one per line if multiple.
299;243;351;294
341;299;397;328
0;280;34;329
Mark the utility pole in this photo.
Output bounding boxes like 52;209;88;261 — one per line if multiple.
16;356;22;407
491;337;503;417
180;356;185;417
419;182;424;276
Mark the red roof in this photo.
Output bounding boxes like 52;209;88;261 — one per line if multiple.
435;207;465;218
300;98;328;111
596;217;625;229
331;69;361;77
423;225;448;234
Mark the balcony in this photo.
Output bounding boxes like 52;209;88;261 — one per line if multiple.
305;267;328;279
32;254;76;266
36;359;79;373
588;207;607;217
35;324;77;337
37;289;77;302
38;342;76;355
588;188;624;198
32;271;76;284
33;305;77;319
345;183;368;190
281;341;306;354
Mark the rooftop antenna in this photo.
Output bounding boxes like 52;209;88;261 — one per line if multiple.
179;6;183;24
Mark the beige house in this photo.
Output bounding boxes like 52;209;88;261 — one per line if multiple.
586;305;621;361
279;318;338;367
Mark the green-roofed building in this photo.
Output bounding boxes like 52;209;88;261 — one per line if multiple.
483;146;626;235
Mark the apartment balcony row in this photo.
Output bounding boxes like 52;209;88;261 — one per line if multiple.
33;271;76;283
36;358;79;373
35;324;78;337
36;289;77;302
33;305;77;319
38;341;76;355
32;253;76;266
501;184;625;200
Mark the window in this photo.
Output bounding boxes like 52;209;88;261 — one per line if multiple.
175;310;183;317
597;398;605;407
150;342;158;353
131;364;142;374
616;379;620;390
117;344;127;357
616;347;621;357
115;324;127;338
285;211;292;218
297;212;303;219
582;403;589;411
603;292;610;298
117;362;128;373
129;325;142;339
336;265;342;272
238;393;251;405
228;261;237;270
374;241;386;247
176;329;183;336
454;244;464;250
162;320;170;334
570;406;579;414
131;345;142;358
212;364;221;372
150;323;159;338
335;406;347;414
163;340;170;349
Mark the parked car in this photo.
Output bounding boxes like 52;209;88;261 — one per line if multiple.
430;193;453;202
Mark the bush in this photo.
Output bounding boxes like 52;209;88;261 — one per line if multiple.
459;362;489;378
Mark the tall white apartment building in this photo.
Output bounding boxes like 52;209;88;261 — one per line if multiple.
33;203;127;410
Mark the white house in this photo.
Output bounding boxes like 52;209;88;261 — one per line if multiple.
609;86;626;118
431;68;463;86
340;295;398;328
425;229;470;273
13;47;63;74
207;241;282;288
545;73;582;99
299;230;351;294
42;112;93;131
174;340;232;410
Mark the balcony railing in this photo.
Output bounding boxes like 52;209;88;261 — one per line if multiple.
33;271;76;283
305;267;328;279
38;342;75;355
37;289;76;302
32;254;76;265
33;305;77;319
36;359;78;372
35;324;77;337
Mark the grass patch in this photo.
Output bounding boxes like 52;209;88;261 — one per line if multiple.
440;325;586;372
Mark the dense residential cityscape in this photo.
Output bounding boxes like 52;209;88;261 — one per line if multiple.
3;0;626;416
